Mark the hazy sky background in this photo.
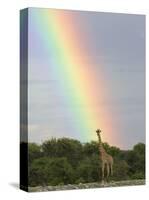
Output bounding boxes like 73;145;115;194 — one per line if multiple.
27;10;145;149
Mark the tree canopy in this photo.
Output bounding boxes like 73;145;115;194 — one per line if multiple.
25;138;145;186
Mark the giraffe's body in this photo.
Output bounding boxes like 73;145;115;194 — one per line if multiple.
96;129;113;180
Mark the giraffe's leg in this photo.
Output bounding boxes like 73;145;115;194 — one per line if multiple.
110;164;113;176
102;163;105;181
107;164;110;179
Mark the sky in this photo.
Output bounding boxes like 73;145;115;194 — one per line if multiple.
26;8;145;149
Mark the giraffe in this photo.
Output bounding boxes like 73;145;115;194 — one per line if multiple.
96;129;113;182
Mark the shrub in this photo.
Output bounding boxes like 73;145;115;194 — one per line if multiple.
76;154;100;183
28;157;74;186
113;160;129;181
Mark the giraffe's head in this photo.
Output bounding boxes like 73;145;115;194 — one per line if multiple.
96;129;101;137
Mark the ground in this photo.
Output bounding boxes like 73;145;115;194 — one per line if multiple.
29;179;145;192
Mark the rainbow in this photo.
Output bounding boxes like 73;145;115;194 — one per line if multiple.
28;8;120;146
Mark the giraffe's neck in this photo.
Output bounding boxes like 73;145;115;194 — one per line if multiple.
98;135;106;154
97;134;102;146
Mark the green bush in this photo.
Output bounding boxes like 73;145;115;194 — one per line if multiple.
29;157;74;186
28;143;42;164
83;141;98;157
42;138;83;168
131;172;145;179
76;154;100;183
112;160;129;181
